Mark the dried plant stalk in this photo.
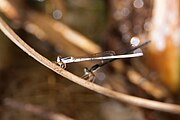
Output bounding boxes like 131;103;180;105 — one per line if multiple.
3;98;74;120
27;12;101;54
127;68;168;99
0;0;20;23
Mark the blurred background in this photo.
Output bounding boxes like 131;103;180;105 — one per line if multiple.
0;0;179;120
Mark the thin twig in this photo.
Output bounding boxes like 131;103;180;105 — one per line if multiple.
0;0;20;23
28;11;101;54
0;0;101;66
3;98;74;120
127;68;167;99
1;17;180;114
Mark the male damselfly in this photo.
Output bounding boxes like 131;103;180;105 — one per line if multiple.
56;37;144;69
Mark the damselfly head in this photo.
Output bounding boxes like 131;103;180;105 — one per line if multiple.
56;56;66;69
84;67;90;74
82;67;96;82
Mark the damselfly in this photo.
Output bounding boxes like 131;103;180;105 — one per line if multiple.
56;37;144;69
81;37;151;81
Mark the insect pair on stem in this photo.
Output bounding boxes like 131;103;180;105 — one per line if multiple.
55;37;150;82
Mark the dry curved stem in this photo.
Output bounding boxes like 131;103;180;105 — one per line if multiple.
1;17;180;114
3;98;74;120
127;68;167;99
28;11;101;54
0;0;20;23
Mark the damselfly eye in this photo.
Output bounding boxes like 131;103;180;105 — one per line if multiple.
84;67;89;73
130;37;140;47
57;56;62;62
60;62;66;69
56;56;66;69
